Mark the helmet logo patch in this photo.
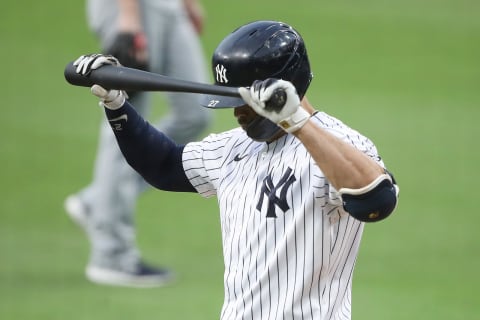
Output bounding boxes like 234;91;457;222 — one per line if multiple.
215;64;229;83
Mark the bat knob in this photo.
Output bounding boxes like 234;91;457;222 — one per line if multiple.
265;88;287;112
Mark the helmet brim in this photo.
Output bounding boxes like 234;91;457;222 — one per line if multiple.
200;94;246;109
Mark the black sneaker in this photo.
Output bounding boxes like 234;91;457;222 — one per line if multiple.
86;262;174;288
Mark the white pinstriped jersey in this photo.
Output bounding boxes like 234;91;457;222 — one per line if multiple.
182;111;385;320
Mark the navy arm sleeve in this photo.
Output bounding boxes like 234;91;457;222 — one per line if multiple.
104;101;196;193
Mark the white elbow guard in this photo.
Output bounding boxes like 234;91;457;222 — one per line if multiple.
339;173;399;223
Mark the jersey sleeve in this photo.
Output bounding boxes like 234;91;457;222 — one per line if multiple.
182;130;236;198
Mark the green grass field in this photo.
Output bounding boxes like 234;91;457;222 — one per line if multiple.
1;0;479;319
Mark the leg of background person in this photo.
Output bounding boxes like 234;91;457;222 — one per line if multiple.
81;110;145;272
143;2;212;144
67;91;174;287
65;0;172;287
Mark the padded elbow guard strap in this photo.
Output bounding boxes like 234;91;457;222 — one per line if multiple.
339;174;398;223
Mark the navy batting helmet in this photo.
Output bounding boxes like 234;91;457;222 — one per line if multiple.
201;20;312;109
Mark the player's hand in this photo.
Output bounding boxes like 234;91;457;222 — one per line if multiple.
73;54;121;76
105;32;149;71
90;84;126;110
238;79;311;133
73;54;127;110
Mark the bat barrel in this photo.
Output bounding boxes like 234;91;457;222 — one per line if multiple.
64;62;98;88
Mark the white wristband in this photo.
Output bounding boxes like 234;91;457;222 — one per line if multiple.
91;85;126;110
277;107;310;133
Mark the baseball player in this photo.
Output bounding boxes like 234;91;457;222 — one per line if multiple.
73;20;399;319
64;0;211;287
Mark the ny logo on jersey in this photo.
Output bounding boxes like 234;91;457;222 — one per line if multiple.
215;64;229;83
256;167;296;218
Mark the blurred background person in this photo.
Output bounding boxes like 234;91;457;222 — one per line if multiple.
64;0;212;288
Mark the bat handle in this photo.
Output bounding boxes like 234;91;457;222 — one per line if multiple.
265;88;287;111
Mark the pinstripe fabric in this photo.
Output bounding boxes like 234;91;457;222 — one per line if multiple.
182;112;384;320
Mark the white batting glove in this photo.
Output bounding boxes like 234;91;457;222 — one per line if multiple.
90;84;126;110
238;79;310;133
73;54;127;110
73;53;121;76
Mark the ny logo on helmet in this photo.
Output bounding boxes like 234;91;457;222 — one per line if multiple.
215;64;228;83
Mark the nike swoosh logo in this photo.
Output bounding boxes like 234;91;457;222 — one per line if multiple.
108;114;128;131
234;153;248;161
108;114;128;122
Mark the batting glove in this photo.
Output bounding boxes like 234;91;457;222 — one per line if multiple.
238;79;310;133
73;54;127;110
73;54;121;76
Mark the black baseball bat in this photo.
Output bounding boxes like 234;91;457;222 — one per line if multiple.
64;62;241;97
64;61;287;108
